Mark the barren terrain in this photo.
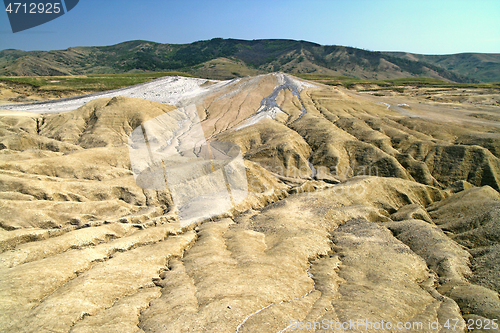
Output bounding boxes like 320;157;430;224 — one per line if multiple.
0;73;499;332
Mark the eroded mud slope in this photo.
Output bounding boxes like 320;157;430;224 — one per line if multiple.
0;73;499;332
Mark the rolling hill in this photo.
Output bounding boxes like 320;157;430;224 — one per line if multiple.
386;51;500;83
2;38;498;82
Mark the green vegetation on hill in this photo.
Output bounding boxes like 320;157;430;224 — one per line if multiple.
385;52;500;83
2;38;496;82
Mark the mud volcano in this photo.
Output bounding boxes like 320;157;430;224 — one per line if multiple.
0;73;499;332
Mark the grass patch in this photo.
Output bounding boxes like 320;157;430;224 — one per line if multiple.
2;72;499;97
0;72;192;92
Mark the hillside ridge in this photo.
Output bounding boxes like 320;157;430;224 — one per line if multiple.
2;38;499;82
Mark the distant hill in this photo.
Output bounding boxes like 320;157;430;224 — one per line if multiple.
1;38;498;82
384;52;500;83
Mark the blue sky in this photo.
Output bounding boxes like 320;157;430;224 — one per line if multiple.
0;0;499;54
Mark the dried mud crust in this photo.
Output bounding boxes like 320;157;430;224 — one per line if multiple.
1;178;499;332
0;73;499;332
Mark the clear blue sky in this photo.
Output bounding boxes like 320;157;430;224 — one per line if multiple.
0;0;499;54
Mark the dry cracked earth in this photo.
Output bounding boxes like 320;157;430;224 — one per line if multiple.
0;73;499;332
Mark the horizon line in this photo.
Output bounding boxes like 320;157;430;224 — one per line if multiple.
2;37;500;56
